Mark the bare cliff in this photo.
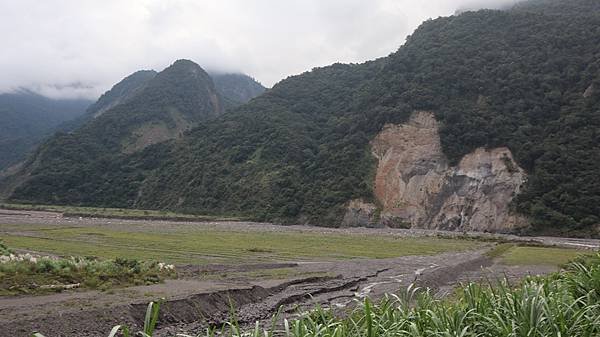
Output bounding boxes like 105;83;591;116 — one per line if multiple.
344;111;528;232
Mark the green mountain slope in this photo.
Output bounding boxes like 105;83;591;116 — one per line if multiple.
136;60;386;222
4;60;225;204
211;73;266;108
58;70;158;132
60;70;263;132
0;91;91;170
6;0;600;236
88;70;158;118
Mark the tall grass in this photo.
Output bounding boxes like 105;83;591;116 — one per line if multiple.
32;254;600;337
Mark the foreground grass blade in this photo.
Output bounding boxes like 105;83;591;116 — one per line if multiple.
108;325;130;337
143;301;161;336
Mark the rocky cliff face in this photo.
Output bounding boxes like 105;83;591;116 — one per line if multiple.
341;199;379;228
584;84;595;98
345;111;528;232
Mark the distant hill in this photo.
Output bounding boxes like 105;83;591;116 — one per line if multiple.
5;0;600;237
59;70;157;132
0;91;91;170
61;70;265;131
211;73;266;108
2;60;267;205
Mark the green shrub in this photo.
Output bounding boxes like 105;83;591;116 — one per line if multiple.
0;240;12;256
1;255;175;296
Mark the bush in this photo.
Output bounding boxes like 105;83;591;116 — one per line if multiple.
0;254;175;296
0;240;12;256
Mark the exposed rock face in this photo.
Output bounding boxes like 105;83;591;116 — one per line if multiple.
370;111;528;232
341;199;378;227
122;109;192;153
584;84;595;98
123;122;181;154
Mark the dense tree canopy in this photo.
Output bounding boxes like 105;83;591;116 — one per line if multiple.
0;91;91;170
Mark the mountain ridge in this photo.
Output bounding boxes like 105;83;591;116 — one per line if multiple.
2;60;266;205
0;90;91;170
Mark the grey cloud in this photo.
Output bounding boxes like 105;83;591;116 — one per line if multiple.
0;0;522;99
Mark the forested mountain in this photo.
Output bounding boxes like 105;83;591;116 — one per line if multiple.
1;60;268;204
0;91;91;170
211;73;266;108
59;70;158;132
61;70;264;132
4;0;599;237
86;70;158;119
75;59;221;153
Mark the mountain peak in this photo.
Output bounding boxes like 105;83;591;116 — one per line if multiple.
172;59;200;67
167;59;208;75
155;60;214;93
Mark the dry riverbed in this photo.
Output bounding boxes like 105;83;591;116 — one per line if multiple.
0;209;597;337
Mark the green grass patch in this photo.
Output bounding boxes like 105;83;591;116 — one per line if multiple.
485;243;516;259
1;225;481;264
499;246;592;266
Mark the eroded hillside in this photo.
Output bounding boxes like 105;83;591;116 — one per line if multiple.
344;112;528;233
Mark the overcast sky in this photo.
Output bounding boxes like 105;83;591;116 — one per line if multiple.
0;0;519;99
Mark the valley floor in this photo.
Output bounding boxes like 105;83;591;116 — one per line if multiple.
0;209;597;337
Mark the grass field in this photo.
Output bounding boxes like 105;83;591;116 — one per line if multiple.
486;243;593;267
499;245;591;266
0;224;482;264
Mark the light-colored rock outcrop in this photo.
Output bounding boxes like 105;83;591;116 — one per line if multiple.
584;84;595;98
122;109;192;153
369;111;528;232
341;199;378;227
